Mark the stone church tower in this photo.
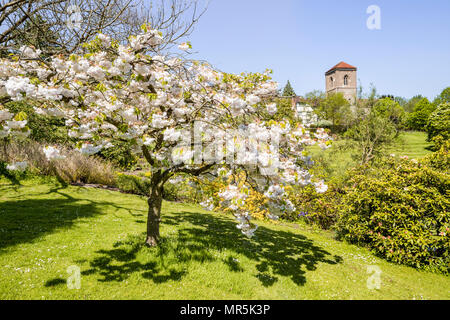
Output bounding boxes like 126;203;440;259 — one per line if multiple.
325;62;357;103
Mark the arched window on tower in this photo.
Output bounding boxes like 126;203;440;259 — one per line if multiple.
344;75;349;86
330;77;334;86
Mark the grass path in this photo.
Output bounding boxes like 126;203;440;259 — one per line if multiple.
0;178;449;300
387;131;433;159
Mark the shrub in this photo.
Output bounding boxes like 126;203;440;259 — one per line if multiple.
406;98;436;131
0;140;116;186
433;87;450;106
344;113;397;165
372;98;405;130
426;102;450;150
5;101;69;144
116;172;152;196
335;150;450;273
289;182;343;229
424;140;450;171
163;176;201;202
98;140;138;170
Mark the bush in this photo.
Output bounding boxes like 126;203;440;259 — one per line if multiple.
372;98;405;130
0;140;116;186
344;113;397;165
426;103;449;150
406;98;436;131
335;149;450;273
289;182;343;229
5;101;69;144
116;172;152;196
98;140;138;170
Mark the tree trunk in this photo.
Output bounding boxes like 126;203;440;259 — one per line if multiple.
146;184;163;247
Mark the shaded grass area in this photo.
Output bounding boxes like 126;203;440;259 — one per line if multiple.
0;178;449;299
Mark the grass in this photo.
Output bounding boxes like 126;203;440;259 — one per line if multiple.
0;177;449;300
307;131;433;181
387;131;433;159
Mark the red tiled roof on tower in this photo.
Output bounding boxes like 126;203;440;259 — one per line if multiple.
326;61;357;74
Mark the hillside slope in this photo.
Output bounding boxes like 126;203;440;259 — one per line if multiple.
0;178;449;299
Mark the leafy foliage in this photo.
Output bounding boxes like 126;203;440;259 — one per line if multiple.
98;140;138;170
344;112;397;164
5;101;69;144
335;147;450;274
433;87;450;106
304;90;325;109
406;98;436;131
282;80;296;97
372;98;405;130
289;183;342;229
403;95;425;113
316;93;352;131
426;102;450;150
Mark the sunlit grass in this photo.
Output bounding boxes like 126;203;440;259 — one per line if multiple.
0;178;448;299
307;130;433;180
387;131;433;159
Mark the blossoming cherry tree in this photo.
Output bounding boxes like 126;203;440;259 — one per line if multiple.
0;25;330;246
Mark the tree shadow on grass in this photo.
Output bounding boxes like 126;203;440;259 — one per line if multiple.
44;278;66;287
0;183;146;252
82;210;343;287
0;197;104;251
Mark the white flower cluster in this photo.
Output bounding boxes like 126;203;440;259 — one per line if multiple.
314;180;328;193
43;146;66;161
263;184;296;219
0;109;30;139
19;46;41;59
200;198;214;211
6;161;28;172
4;77;35;101
78;143;103;156
130;30;163;50
235;212;258;238
0;26;332;239
178;42;191;51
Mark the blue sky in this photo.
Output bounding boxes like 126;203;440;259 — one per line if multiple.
189;0;450;100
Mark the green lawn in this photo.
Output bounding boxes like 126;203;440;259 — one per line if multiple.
0;178;449;299
307;131;433;180
387;131;433;159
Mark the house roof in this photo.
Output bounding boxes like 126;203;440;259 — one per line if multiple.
326;61;357;74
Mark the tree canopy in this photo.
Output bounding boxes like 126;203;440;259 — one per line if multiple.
0;25;331;245
282;80;296;97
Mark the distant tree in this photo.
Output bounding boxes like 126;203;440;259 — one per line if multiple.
345;112;397;165
8;15;60;58
426;102;450;150
317;93;352;131
272;97;296;121
433;87;450;105
406;98;436;131
282;80;296;97
404;95;425;113
357;79;364;100
366;84;378;106
372;98;405;131
304;90;325;108
356;82;378;111
393;96;407;107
